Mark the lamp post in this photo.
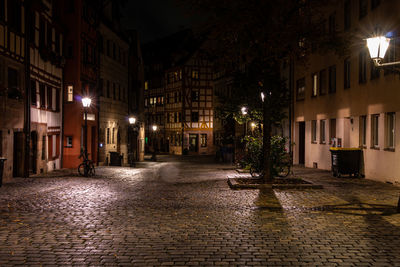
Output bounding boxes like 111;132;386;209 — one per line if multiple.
128;116;137;167
241;106;248;136
82;97;91;176
366;35;400;212
151;125;158;161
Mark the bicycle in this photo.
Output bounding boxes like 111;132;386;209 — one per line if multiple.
78;152;95;177
275;152;291;177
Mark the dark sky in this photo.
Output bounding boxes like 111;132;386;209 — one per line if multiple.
121;0;196;44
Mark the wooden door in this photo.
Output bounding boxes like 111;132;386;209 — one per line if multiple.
298;122;305;165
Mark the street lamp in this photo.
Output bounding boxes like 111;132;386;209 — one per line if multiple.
129;116;136;125
366;36;398;67
151;125;158;161
81;96;91;176
128;116;137;167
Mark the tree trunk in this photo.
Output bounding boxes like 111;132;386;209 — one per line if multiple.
262;99;272;183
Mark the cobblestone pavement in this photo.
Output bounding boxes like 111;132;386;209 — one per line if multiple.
0;155;400;266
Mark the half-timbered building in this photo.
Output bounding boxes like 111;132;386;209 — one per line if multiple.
0;0;26;179
29;0;64;175
144;30;214;155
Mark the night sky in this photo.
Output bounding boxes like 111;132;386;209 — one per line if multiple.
121;0;196;44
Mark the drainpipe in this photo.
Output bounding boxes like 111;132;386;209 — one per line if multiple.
23;0;31;178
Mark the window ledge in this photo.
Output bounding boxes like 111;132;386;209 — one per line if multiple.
384;148;395;152
359;145;367;149
370;146;380;150
311;141;317;144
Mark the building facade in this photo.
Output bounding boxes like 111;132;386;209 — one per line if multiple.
30;0;64;175
0;0;26;180
60;0;99;169
98;3;130;166
143;31;214;155
292;0;400;183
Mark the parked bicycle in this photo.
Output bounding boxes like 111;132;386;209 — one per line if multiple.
78;151;95;177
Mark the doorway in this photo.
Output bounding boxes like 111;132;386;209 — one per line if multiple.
30;131;38;174
13;132;24;177
189;134;198;152
298;122;305;165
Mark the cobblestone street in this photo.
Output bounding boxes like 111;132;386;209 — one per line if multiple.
0;155;400;266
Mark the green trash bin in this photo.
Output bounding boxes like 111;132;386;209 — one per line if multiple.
330;148;362;177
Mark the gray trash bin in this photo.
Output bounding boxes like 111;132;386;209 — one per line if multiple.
0;158;6;187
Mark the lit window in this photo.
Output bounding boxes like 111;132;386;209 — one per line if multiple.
192;70;199;79
311;120;317;143
386;112;395;149
66;136;73;148
371;114;379;148
67;85;73;102
145;81;148;90
201;134;207;147
320;120;326;144
359;115;367;147
311;73;318;97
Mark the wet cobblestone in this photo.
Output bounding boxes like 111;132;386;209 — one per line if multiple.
0;156;399;266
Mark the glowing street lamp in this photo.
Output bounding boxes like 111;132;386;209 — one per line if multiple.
81;96;91;176
151;125;158;161
241;106;248;115
366;36;391;66
129;116;136;125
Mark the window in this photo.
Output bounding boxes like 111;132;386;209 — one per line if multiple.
118;84;121;100
359;51;367;84
40;83;45;107
319;69;327;95
192;90;199;101
371;0;380;9
0;131;2;157
0;0;5;22
192;70;199;79
7;0;22;32
344;0;351;30
66;136;73;148
191;112;199;122
145;81;148;90
55;32;61;55
311;73;318;97
47;23;52;49
370;61;380;80
67;85;73;102
106;128;110;144
296;78;305;100
112;128;115;144
359;115;367;147
311;120;317;143
328;13;336;35
359;0;367;19
344;58;351;89
42;135;46;160
39;18;45;48
330;119;336;144
106;40;111;56
47;86;52;110
320;120;326;144
113;83;116;99
31;80;37;105
371;114;379;148
8;68;18;89
328;65;336;93
201;134;207;147
56;89;60;111
386;112;395;149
